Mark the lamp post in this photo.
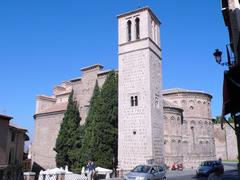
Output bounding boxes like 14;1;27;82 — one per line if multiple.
213;47;240;172
213;49;223;65
213;45;236;67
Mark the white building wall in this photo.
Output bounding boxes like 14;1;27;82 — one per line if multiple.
118;7;164;171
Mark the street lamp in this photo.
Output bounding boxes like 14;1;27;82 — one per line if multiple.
213;49;223;64
213;45;235;67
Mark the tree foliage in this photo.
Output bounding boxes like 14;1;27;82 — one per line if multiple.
79;81;101;166
213;116;234;124
54;71;118;171
54;90;82;171
80;71;118;169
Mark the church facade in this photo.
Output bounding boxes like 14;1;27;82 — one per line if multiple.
32;7;216;171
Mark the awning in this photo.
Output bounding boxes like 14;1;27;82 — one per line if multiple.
221;66;240;118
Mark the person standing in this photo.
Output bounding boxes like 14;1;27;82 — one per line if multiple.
87;160;95;180
208;167;223;180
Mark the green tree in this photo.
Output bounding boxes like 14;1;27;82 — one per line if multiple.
80;71;118;169
227;116;234;123
91;71;118;169
79;81;101;166
213;116;221;124
54;90;82;171
213;116;235;124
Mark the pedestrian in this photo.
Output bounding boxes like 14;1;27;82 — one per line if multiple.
81;166;85;175
208;167;223;180
86;160;95;180
218;158;222;164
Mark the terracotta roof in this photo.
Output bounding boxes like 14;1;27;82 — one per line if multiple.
163;99;182;110
37;102;68;114
162;88;212;98
9;122;27;132
81;64;104;72
37;95;56;102
97;69;111;76
70;77;82;82
0;114;13;120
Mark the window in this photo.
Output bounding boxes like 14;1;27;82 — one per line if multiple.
130;96;138;106
135;96;138;106
150;166;158;174
8;148;14;164
155;93;160;109
11;131;15;142
135;18;140;39
131;96;134;106
158;166;164;172
127;20;132;41
8;150;12;164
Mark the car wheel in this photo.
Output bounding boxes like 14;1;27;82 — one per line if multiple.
163;177;167;180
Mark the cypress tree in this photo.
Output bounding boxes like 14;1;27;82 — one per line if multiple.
91;71;118;169
54;90;82;171
79;81;101;166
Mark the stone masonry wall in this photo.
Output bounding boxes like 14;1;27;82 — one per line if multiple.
163;90;215;168
214;123;238;160
32;112;65;169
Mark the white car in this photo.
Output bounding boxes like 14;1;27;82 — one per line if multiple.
124;165;167;180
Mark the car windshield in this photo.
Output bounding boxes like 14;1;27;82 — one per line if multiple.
200;161;213;167
131;165;151;173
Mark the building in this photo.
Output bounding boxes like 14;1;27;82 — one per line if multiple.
0;114;29;180
163;89;215;168
220;0;240;165
32;65;110;169
32;7;216;170
117;7;164;170
221;0;240;62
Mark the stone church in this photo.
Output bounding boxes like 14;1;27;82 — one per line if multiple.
32;7;215;171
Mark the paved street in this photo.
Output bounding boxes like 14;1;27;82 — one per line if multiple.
166;162;239;180
109;162;239;180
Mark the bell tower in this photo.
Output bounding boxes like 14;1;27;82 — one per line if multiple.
118;7;164;171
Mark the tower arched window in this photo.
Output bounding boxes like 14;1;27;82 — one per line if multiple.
130;95;138;106
131;96;134;106
127;20;132;42
135;18;140;39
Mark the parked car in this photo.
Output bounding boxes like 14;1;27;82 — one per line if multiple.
124;164;167;180
196;160;224;176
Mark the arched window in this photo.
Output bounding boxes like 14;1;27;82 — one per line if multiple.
182;141;188;155
130;96;134;106
135;96;138;106
164;140;170;154
127;20;132;42
130;95;138;106
171;140;177;155
135;18;140;39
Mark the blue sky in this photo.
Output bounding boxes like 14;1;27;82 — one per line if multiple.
0;0;229;140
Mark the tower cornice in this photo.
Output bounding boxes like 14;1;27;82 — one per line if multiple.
117;6;161;25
